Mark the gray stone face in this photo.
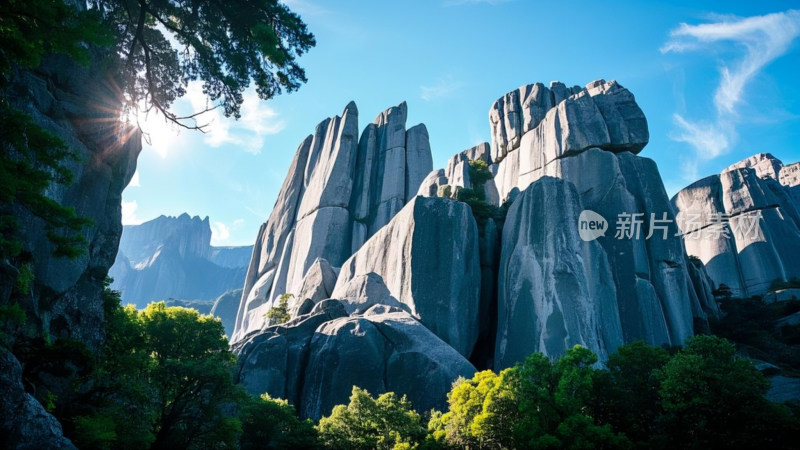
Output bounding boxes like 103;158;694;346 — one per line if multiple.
672;154;800;297
232;102;433;343
490;79;649;203
301;311;476;420
1;349;77;450
495;177;622;367
234;301;475;420
406;124;434;201
3;54;141;350
333;196;482;357
290;258;338;316
417;142;499;205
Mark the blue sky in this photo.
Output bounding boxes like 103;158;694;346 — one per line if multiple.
122;0;800;246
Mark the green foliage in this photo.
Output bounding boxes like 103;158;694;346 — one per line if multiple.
13;263;33;294
317;386;426;450
455;160;499;227
431;347;629;449
266;293;293;324
659;335;798;448
0;0;111;75
87;0;315;127
239;393;319;450
63;289;242;450
593;341;670;446
72;414;118;450
710;295;800;375
432;338;799;449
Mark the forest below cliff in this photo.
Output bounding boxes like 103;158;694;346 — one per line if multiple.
17;284;798;449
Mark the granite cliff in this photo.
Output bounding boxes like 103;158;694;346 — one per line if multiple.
232;79;728;419
1;51;140;447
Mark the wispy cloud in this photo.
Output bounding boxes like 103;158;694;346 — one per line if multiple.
662;10;800;179
121;200;142;225
420;76;466;101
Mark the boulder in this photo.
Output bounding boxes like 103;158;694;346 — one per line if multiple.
300;311;476;419
1;349;77;450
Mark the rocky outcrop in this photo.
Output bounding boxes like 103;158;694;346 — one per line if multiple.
232;102;433;343
496;177;622;365
1;49;137;449
233;79;722;416
234;300;475;420
332;196;482;357
490;80;649;204
3;54;141;349
109;214;251;308
1;349;77;450
672;153;800;297
480;81;702;367
417;142;500;205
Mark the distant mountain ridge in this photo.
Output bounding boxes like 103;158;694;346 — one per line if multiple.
109;214;253;310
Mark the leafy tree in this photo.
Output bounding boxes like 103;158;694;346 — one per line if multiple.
659;335;798;449
65;291;242;450
87;0;315;128
266;293;293;324
593;341;670;447
239;393;319;450
431;347;629;449
317;386;426;450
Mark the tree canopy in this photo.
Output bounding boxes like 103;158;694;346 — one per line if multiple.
87;0;316;129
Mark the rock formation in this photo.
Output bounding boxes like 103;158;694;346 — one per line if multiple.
417;80;705;367
233;80;716;417
232;101;433;343
1;48;141;447
109;214;251;308
672;153;800;297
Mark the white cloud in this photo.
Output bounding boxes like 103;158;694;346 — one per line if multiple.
183;83;286;155
420;76;466;101
128;169;140;188
121;200;142;225
210;221;231;243
662;10;800;179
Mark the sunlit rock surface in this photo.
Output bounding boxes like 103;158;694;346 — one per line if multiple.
672;153;800;297
232;101;433;343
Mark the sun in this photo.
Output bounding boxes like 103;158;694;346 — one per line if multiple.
124;107;184;159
